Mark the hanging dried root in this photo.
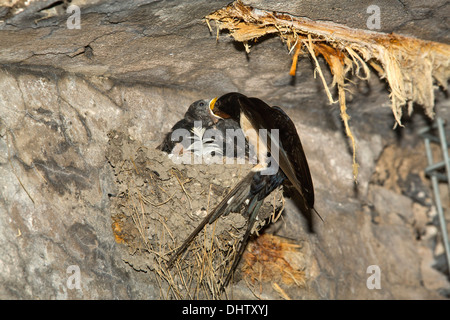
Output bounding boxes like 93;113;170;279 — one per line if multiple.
303;35;337;105
205;0;450;180
289;41;302;76
314;43;360;180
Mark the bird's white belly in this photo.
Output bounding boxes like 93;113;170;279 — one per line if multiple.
240;113;268;171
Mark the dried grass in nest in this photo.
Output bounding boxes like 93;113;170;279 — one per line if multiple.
205;0;450;180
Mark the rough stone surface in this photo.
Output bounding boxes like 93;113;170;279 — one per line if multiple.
0;0;449;299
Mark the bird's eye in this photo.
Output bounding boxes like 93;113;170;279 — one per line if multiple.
199;102;205;107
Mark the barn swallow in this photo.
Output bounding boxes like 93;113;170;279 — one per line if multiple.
209;92;315;208
167;92;317;291
157;99;249;159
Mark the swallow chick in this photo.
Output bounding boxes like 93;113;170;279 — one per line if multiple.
157;99;214;154
157;99;250;160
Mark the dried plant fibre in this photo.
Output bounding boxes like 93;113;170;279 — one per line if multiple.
205;0;450;179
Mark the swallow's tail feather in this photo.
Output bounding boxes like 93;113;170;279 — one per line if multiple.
220;196;263;291
208;171;256;223
167;171;255;268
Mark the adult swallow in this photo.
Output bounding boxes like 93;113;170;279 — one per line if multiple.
210;92;315;208
167;92;317;291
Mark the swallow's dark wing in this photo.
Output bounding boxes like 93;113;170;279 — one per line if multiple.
233;94;314;209
269;105;314;208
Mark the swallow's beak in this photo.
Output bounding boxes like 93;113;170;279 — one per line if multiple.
209;97;218;111
209;96;231;122
209;97;221;124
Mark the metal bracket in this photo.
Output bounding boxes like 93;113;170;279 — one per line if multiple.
419;117;450;276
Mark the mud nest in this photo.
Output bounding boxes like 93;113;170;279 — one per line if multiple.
106;130;287;299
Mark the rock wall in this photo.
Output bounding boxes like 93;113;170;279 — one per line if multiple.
0;0;449;299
